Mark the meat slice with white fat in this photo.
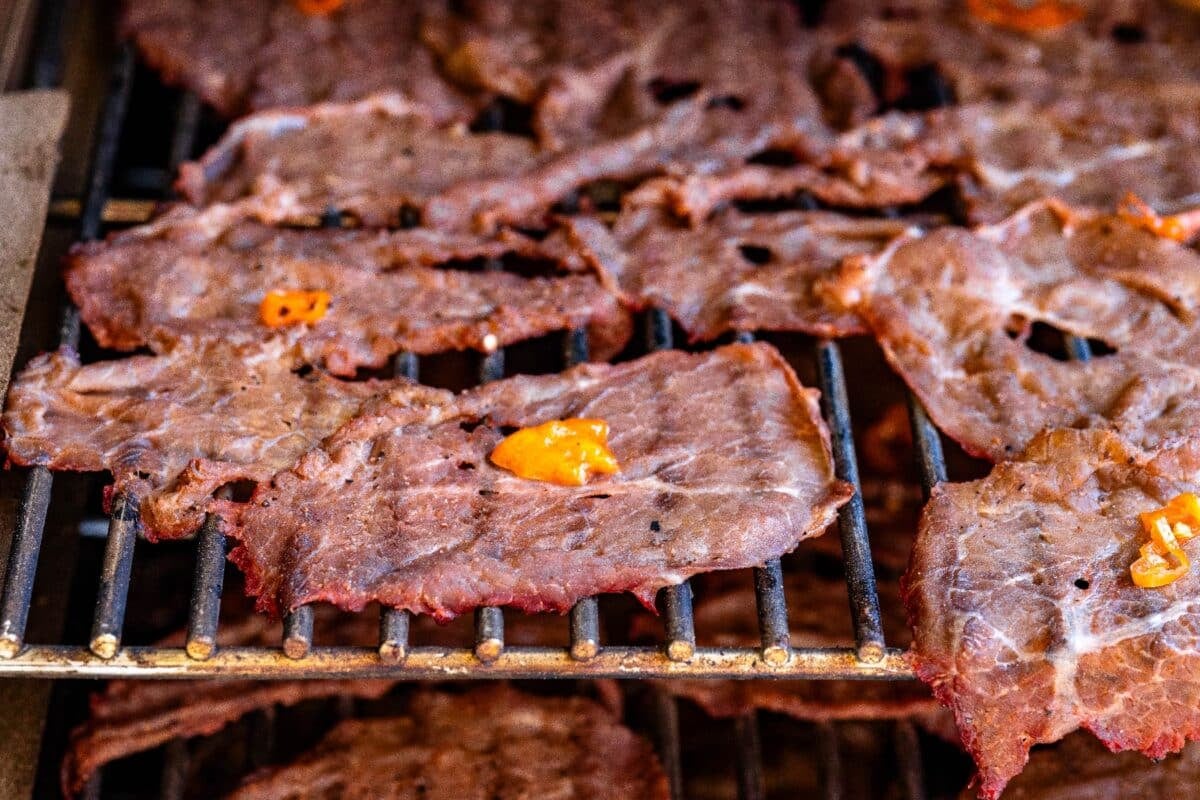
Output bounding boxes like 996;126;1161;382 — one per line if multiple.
1;338;439;540
822;199;1200;460
225;343;852;619
907;428;1200;798
66;203;631;375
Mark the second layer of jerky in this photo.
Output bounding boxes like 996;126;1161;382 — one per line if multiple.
66;204;632;375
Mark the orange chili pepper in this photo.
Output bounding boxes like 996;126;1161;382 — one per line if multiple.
293;0;346;16
1130;493;1200;588
260;290;331;328
490;419;620;486
966;0;1083;32
1117;193;1200;244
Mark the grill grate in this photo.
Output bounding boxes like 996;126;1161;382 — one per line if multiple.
0;6;938;685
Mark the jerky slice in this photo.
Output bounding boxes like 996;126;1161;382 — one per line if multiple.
1;338;438;539
226;686;669;800
566;192;909;340
907;428;1200;798
823;200;1200;460
226;343;853;618
66;203;631;375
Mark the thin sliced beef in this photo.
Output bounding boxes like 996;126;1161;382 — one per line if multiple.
225;343;853;619
1;338;442;540
906;428;1200;799
634;564;949;733
822;199;1200;460
420;0;828;151
176;92;729;231
968;733;1200;800
60;591;582;798
60;603;386;798
226;686;669;800
565;192;910;340
65;204;631;374
121;0;470;119
663;91;1200;224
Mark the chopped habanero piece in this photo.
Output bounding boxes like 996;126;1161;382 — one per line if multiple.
260;289;331;328
490;419;620;486
966;0;1083;32
1130;493;1200;588
1118;193;1200;243
293;0;345;16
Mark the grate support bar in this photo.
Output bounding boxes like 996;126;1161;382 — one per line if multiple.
733;711;765;800
186;512;227;660
283;605;315;660
815;340;885;663
88;494;139;658
653;689;685;800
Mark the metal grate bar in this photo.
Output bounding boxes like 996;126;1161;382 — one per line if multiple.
159;739;190;800
1065;335;1092;362
733;711;765;800
0;467;52;658
735;330;792;666
88;494;139;658
0;45;135;661
474;606;505;662
563;327;602;660
894;720;927;800
646;310;697;661
815;340;885;662
653;689;685;800
906;395;947;497
379;606;409;663
378;351;418;662
186;512;226;660
816;721;844;800
282;605;315;660
474;312;507;661
753;559;791;665
166;93;202;176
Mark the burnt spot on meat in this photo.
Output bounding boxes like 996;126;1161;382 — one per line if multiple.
584;494;612;500
1074;578;1090;590
457;461;476;470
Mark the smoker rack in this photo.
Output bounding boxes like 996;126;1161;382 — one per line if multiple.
0;31;936;684
0;5;996;799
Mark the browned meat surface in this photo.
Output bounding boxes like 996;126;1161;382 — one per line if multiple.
635;567;947;730
66;204;631;374
176;92;740;231
1;338;437;540
948;97;1200;223
225;343;852;619
565;191;909;340
60;604;386;798
421;0;828;150
907;428;1200;799
968;733;1200;800
823;200;1200;460
60;594;580;798
121;0;470;119
226;686;668;800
